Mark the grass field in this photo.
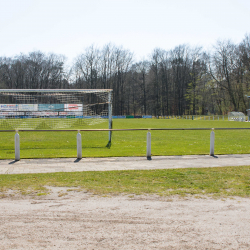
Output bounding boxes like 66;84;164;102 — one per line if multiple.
0;119;250;159
0;166;250;197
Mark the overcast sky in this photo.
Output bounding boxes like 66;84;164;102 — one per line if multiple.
0;0;250;63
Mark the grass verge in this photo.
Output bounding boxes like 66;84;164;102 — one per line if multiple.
1;166;250;198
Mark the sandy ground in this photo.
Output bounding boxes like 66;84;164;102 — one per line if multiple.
0;188;250;250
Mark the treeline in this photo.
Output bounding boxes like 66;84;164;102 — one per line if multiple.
0;34;250;115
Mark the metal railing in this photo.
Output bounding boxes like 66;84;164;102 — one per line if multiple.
0;127;249;161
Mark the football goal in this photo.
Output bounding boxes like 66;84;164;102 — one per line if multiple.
0;89;113;142
228;112;245;122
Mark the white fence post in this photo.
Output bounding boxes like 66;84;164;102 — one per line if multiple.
147;129;151;160
15;130;20;161
210;129;215;156
77;130;82;159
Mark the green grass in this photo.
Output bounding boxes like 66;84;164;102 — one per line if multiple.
0;119;250;159
0;166;250;197
0;117;108;130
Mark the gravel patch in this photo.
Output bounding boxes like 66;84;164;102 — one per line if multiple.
0;188;250;249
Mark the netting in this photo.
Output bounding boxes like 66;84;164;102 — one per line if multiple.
228;112;245;122
0;89;112;130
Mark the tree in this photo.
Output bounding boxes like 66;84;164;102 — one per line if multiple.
210;40;247;112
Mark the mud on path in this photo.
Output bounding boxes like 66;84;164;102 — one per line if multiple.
0;188;250;250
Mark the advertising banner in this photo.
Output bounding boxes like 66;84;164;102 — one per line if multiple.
59;112;84;116
26;112;58;116
19;104;38;111
0;112;16;116
38;104;64;111
64;104;83;111
0;112;25;116
59;112;67;116
64;104;83;115
0;104;18;111
112;116;126;119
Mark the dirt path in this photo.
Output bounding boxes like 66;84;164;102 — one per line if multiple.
0;188;250;249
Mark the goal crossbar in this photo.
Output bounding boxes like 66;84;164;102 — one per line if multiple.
0;89;112;93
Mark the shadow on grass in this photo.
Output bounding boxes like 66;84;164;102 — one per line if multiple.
106;141;111;149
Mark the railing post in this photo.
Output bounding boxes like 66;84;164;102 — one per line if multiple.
15;130;20;161
77;130;82;159
210;128;215;156
108;92;112;143
147;129;151;160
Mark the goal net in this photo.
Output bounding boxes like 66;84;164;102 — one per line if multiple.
228;111;245;122
0;89;112;140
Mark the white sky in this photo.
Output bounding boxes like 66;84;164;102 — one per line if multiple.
0;0;250;63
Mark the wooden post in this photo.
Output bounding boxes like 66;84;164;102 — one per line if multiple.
147;129;151;160
210;129;215;156
15;130;20;161
77;130;82;159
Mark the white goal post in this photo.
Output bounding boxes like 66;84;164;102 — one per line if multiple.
0;89;113;142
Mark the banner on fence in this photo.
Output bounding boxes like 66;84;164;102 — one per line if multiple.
0;104;18;111
112;116;126;119
38;104;64;111
64;104;83;111
19;104;38;111
0;112;25;116
26;112;58;116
